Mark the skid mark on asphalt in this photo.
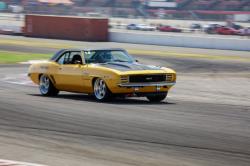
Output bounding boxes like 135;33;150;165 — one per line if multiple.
0;159;47;166
1;74;36;87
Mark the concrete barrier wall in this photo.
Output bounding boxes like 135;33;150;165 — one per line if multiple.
24;15;108;41
109;31;250;51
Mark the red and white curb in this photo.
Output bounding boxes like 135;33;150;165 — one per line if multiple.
0;159;47;166
1;74;36;86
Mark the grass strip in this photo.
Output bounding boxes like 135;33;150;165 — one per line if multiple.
0;51;51;63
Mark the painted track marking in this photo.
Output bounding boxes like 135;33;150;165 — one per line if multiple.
0;159;47;166
1;74;36;87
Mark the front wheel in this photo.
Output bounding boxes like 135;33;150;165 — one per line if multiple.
146;93;167;102
39;74;59;96
93;78;111;101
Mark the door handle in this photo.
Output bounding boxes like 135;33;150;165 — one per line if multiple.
83;72;89;76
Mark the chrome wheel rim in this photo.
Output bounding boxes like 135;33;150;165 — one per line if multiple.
39;75;50;95
94;78;106;100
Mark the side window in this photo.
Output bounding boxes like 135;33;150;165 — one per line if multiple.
57;52;70;64
69;52;82;64
57;51;82;64
64;52;74;64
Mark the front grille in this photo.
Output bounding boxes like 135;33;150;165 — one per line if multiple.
120;76;129;83
129;74;166;83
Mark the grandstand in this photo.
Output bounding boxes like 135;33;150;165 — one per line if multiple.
145;0;250;20
175;0;250;11
0;0;250;20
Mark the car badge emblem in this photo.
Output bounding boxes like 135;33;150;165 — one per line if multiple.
146;77;153;80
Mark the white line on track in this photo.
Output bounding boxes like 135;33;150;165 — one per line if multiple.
0;159;47;166
1;74;36;86
19;60;48;65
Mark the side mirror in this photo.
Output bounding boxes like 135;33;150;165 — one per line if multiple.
135;59;139;62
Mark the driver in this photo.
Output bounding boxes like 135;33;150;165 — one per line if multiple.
71;54;83;64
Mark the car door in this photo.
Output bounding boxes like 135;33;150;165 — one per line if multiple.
53;51;86;92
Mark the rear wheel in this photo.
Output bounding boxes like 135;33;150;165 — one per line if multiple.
146;93;167;102
93;78;111;101
39;74;59;96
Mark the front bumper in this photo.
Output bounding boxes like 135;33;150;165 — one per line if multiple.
118;82;176;87
109;82;176;94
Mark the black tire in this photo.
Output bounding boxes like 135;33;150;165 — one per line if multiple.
39;74;59;96
93;78;111;101
146;93;167;102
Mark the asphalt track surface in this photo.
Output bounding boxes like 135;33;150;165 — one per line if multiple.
0;35;250;166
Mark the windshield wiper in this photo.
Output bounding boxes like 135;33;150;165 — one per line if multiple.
113;60;130;62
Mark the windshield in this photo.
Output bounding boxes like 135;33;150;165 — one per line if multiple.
84;50;134;64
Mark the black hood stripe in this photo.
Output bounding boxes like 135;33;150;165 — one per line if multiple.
98;62;161;71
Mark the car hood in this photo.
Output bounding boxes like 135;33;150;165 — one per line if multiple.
97;62;162;72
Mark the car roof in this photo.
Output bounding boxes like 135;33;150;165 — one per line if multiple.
59;48;126;52
50;48;127;61
84;48;126;52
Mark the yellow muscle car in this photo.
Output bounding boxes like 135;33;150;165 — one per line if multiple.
28;48;176;102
